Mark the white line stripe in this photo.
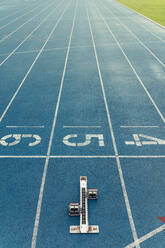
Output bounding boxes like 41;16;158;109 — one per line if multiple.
96;2;165;124
119;155;165;158
63;125;101;128
0;156;46;158
125;224;165;248
0;156;47;158
31;2;77;247
0;0;55;45
0;1;61;67
0;2;67;124
1;155;165;159
6;126;45;128
120;126;160;128
50;155;115;158
86;4;140;248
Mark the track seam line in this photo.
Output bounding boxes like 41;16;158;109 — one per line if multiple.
95;2;165;124
2;40;162;57
30;1;77;247
86;3;140;248
0;0;64;66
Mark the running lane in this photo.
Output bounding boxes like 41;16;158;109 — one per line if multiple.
49;0;115;156
34;1;134;248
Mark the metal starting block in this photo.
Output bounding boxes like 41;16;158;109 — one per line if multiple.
69;176;99;234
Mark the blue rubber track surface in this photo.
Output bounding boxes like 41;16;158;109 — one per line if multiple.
0;0;165;247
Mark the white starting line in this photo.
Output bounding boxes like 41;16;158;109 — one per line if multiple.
0;155;165;158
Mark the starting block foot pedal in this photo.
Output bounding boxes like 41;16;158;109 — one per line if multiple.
70;225;99;234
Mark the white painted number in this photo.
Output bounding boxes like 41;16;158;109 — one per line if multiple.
125;134;165;146
63;134;104;147
0;134;41;147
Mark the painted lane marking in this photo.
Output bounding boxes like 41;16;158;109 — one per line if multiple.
63;134;104;147
86;4;140;248
31;1;78;248
119;155;165;158
96;1;165;124
0;155;47;158
6;126;45;128
63;125;101;128
0;42;141;57
1;155;165;158
0;134;41;147
125;134;165;146
120;126;160;128
0;134;21;146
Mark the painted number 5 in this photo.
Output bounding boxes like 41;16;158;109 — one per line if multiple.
63;134;104;147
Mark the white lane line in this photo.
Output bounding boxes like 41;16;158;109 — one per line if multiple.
31;1;77;248
0;0;48;31
0;155;117;159
119;155;165;158
125;224;165;248
102;2;165;72
0;0;55;45
95;3;165;124
0;2;69;124
1;155;165;159
120;126;160;128
0;0;63;66
6;126;45;128
86;4;140;248
63;125;101;128
50;155;115;158
0;156;47;158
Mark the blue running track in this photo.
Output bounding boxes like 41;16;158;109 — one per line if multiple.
1;0;165;247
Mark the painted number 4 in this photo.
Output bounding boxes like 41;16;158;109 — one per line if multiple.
125;134;165;146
